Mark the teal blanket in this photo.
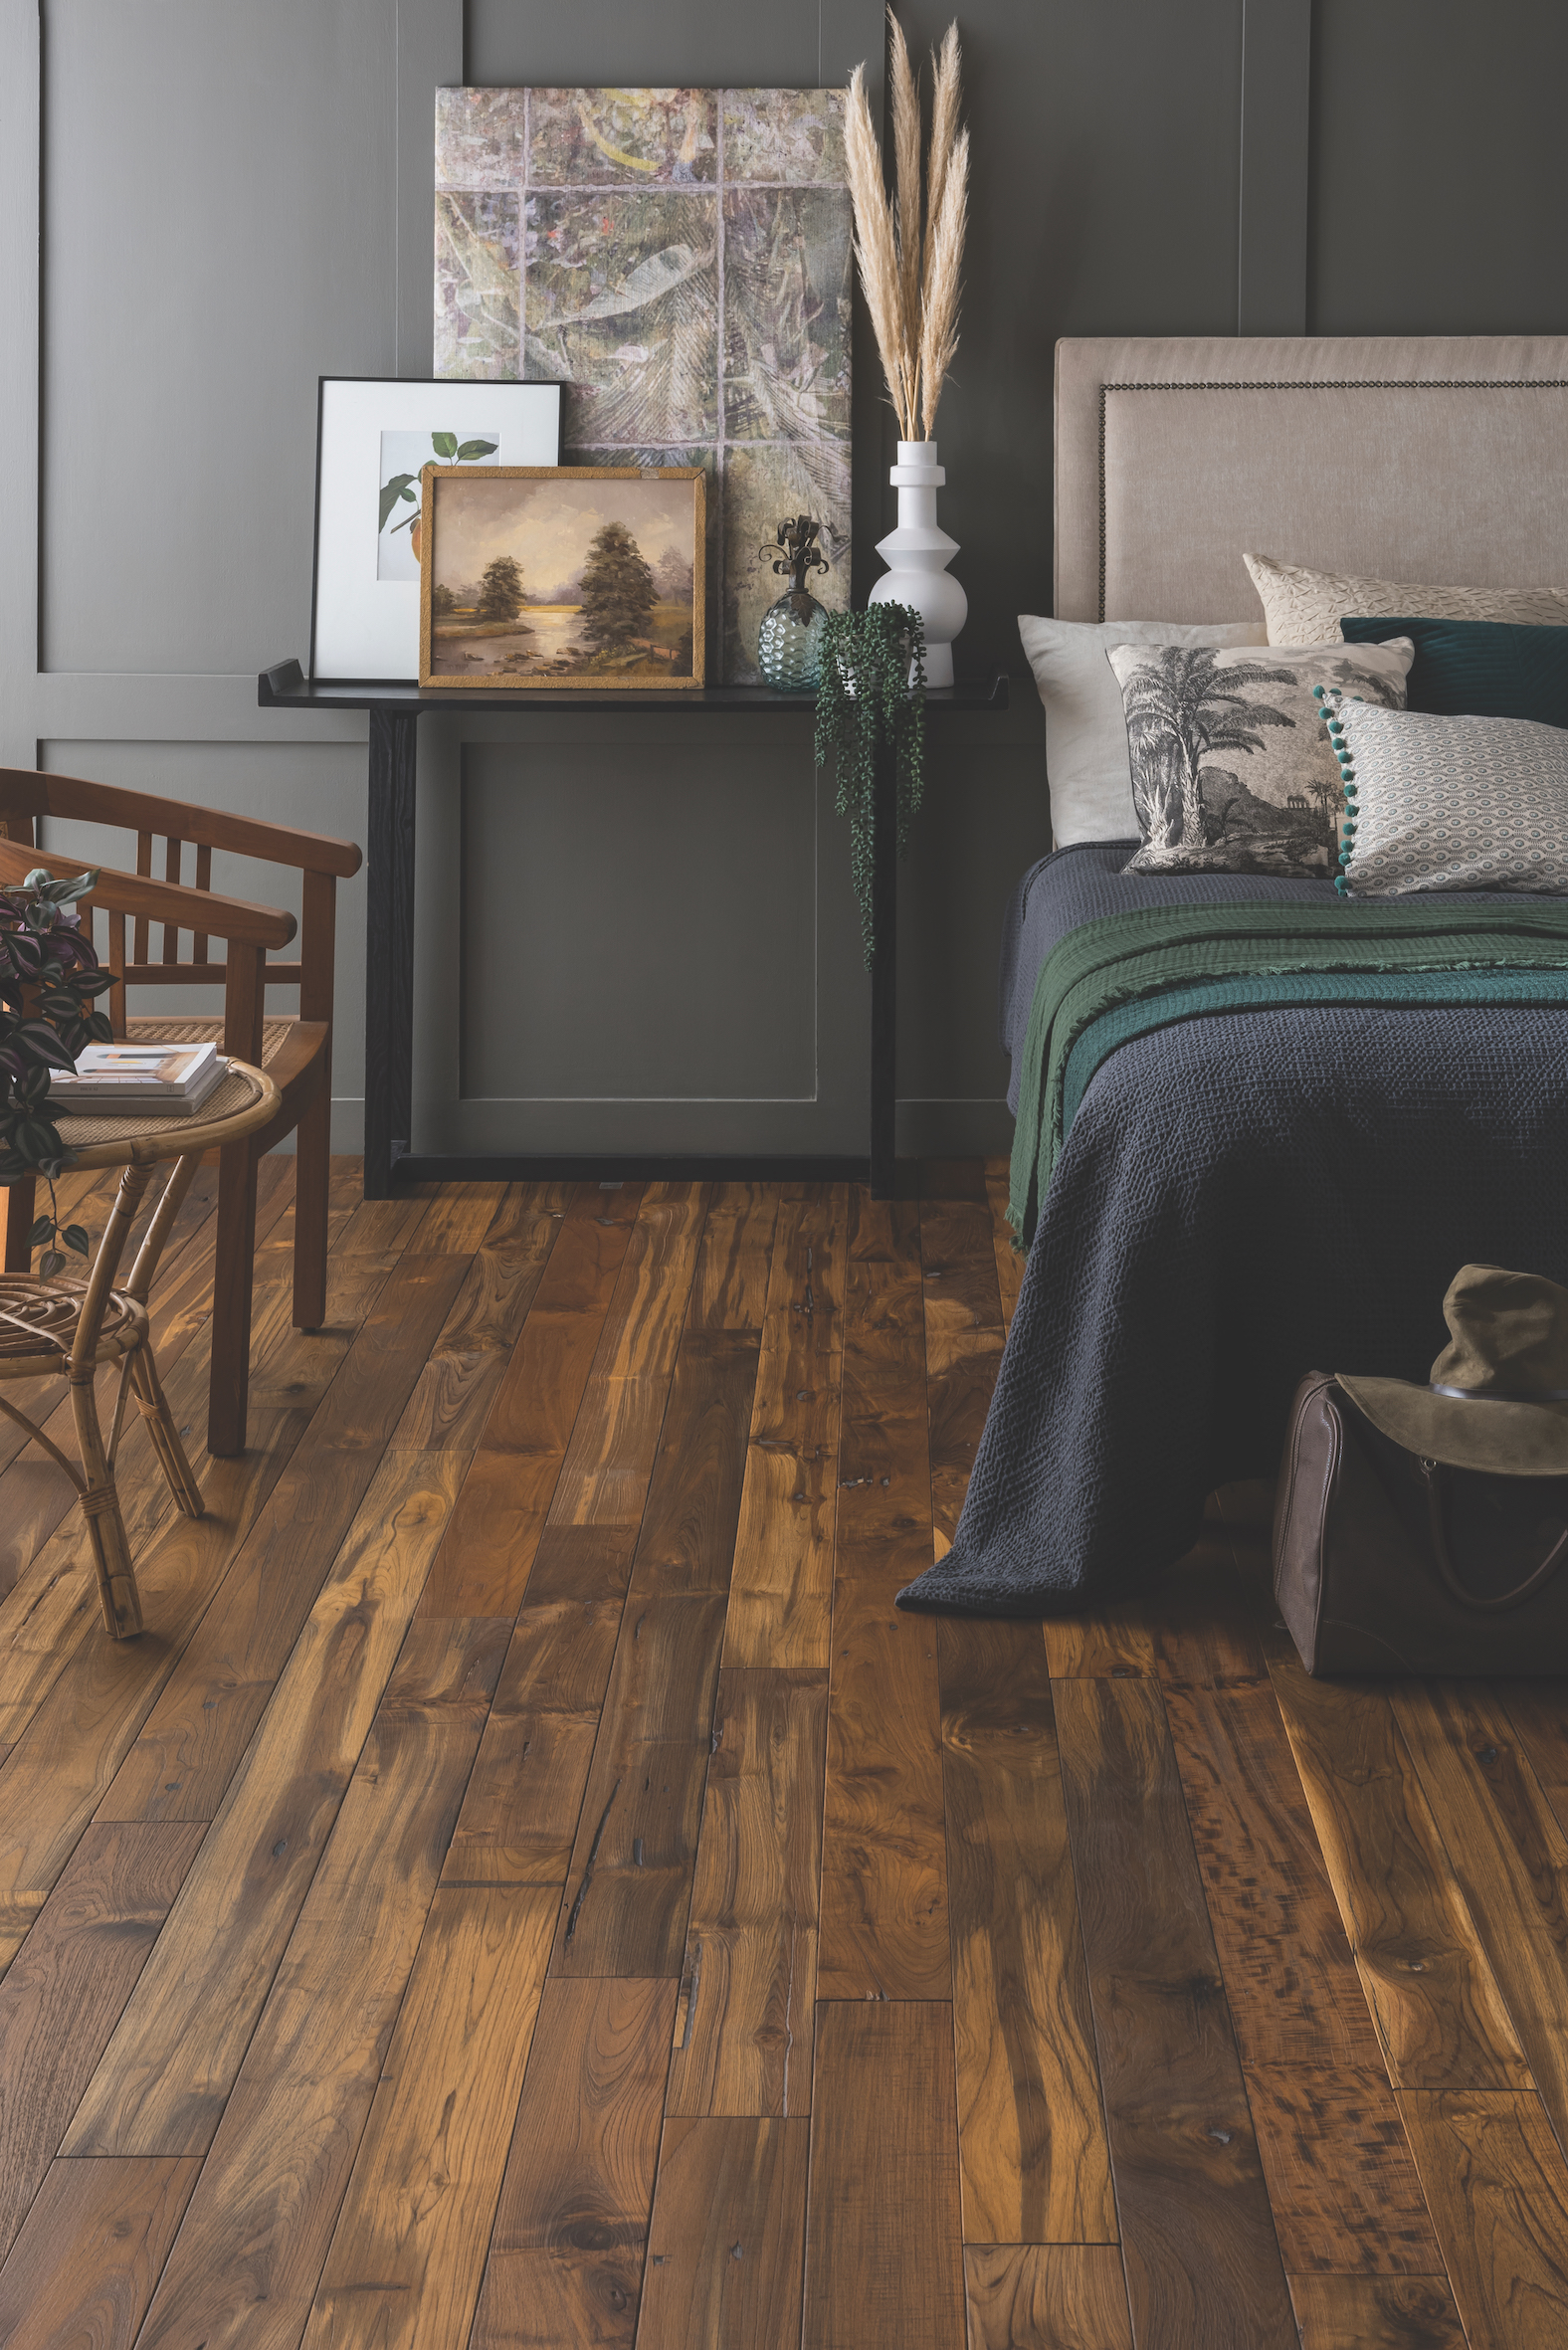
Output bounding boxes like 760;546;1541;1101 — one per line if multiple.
1012;901;1568;1244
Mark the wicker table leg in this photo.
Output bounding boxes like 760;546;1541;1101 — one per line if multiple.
129;1342;204;1516
70;1418;143;1639
66;1159;159;1640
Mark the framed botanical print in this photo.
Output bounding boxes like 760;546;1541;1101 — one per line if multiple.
310;376;562;681
418;466;706;688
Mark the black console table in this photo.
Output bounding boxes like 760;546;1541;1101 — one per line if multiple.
258;660;1009;1201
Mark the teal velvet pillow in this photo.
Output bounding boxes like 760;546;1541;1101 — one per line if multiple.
1340;614;1568;728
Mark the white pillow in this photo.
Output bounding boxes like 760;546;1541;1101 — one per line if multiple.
1244;550;1568;647
1018;615;1269;843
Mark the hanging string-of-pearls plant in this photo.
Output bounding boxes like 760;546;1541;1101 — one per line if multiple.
814;604;927;967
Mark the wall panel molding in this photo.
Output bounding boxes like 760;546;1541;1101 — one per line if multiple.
0;0;41;769
398;0;463;373
1238;0;1310;333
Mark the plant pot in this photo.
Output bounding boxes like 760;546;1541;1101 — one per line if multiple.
868;440;966;687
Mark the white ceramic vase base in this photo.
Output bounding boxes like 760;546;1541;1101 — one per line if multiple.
868;439;966;688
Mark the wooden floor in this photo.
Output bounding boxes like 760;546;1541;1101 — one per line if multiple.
0;1159;1566;2348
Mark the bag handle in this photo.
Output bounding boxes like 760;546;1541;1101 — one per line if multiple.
1420;1459;1568;1612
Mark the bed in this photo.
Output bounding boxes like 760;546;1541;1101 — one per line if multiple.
898;334;1568;1617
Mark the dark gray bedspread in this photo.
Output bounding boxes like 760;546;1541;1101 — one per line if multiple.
899;845;1568;1617
998;842;1340;1110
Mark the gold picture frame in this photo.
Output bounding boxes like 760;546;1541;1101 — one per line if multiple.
417;465;706;689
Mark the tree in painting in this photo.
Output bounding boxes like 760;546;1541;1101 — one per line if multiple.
478;555;525;621
431;583;458;618
579;521;656;649
656;545;693;603
1121;646;1297;848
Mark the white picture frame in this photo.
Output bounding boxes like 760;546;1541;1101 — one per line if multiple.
309;376;562;681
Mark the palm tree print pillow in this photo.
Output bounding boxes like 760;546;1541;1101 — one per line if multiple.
1107;639;1414;877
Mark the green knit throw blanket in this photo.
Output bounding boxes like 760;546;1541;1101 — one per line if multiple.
1010;899;1568;1245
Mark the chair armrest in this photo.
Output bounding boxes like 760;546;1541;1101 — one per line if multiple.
0;838;296;950
0;763;363;880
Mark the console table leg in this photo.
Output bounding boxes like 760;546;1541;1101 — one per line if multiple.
870;736;897;1199
363;708;418;1201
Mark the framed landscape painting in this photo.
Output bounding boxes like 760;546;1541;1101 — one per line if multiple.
417;466;705;688
310;376;562;681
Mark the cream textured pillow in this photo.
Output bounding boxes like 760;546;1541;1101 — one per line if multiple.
1244;551;1568;647
1108;639;1414;878
1018;614;1269;843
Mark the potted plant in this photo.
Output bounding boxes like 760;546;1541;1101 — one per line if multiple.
1;866;114;1272
814;602;926;966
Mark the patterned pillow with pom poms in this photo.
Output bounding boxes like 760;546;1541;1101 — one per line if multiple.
1319;685;1568;897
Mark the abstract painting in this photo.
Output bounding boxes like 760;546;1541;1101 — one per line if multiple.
435;86;851;680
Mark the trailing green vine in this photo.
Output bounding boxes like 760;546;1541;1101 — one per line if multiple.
814;604;926;966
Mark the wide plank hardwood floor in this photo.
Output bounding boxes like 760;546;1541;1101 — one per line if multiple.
0;1157;1565;2347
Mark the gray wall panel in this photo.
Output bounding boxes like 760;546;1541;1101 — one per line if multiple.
468;1;820;88
459;741;818;1100
1309;1;1568;336
41;0;400;677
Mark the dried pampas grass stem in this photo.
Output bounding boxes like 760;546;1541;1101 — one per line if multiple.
922;21;962;306
846;63;918;441
919;124;967;438
888;13;923;365
845;10;968;445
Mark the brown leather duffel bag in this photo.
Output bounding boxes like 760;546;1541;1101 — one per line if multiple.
1273;1369;1568;1675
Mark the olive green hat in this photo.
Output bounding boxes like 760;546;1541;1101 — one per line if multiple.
1341;1264;1568;1476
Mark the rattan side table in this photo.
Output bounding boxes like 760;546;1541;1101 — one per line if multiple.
0;1059;280;1640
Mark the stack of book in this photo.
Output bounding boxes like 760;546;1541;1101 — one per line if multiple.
48;1042;228;1117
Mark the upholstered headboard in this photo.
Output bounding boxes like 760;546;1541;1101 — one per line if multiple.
1055;336;1568;625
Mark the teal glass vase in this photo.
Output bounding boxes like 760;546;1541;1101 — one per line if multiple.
757;589;827;691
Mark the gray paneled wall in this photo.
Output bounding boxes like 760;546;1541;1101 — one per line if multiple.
5;1;1565;1160
1309;0;1568;336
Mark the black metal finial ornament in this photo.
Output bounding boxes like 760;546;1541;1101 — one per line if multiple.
757;515;831;690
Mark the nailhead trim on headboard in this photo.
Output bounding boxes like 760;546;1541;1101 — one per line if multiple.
1096;379;1568;622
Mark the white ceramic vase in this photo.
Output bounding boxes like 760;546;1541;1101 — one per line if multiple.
868;439;966;687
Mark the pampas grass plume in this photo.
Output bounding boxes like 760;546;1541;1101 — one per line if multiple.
919;122;967;438
846;12;967;444
887;11;923;363
846;61;918;440
922;21;962;304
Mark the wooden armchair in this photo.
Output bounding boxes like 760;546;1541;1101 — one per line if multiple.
0;767;362;1454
